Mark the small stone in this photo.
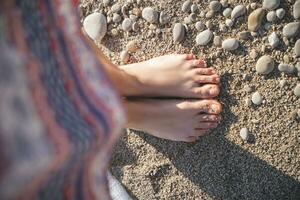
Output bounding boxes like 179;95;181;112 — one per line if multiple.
282;22;300;38
103;0;111;6
220;23;227;32
248;8;266;31
240;128;250;141
225;19;234;27
195;21;205;31
220;0;228;7
182;0;192;12
189;13;197;23
120;50;130;63
263;0;280;10
268;32;280;48
83;12;107;41
223;8;232;18
191;4;198;13
239;31;251;40
222;38;239;50
210;1;222;12
231;5;246;19
206;21;213;29
159;11;170;25
266;11;277;22
250;49;258;59
294;84;300;97
206;10;215;18
245;98;252;107
196;29;213;46
132;22;139;31
129;15;138;21
294;39;300;57
122;18;133;31
293;0;300;19
256;55;274;74
279;79;287;88
278;63;295;74
173;23;185;43
132;8;141;17
126;41;139;52
243;85;253;92
213;36;222;46
112;13;122;23
251;92;263;105
276;8;285;19
142;7;159;23
243;74;252;81
250;3;258;9
111;3;122;13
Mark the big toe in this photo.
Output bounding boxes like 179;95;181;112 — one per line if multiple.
190;100;222;114
193;84;220;98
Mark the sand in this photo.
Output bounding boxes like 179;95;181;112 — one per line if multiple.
80;0;300;199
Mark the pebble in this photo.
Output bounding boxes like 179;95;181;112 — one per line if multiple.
142;7;159;23
83;12;107;41
223;8;232;18
231;5;246;19
294;84;300;97
222;38;239;50
122;18;133;31
276;8;285;19
243;85;253;92
240;128;250;141
220;0;228;7
191;4;198;13
282;22;300;38
111;3;122;13
159;11;169;25
206;10;215;18
132;22;139;31
251;92;263;105
278;63;295;74
126;41;139;52
250;3;258;9
206;21;213;29
120;50;130;63
266;11;277;22
268;32;280;48
196;29;213;46
182;0;192;12
189;13;197;23
209;1;222;12
250;49;258;59
225;19;234;27
248;8;266;31
256;55;274;74
112;13;122;23
279;79;287;88
295;39;300;57
245;98;252;107
239;31;251;40
293;0;300;19
173;23;185;43
195;21;205;31
263;0;280;10
213;36;222;46
103;0;111;6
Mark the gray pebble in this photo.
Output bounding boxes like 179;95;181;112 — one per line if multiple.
189;13;197;23
295;39;300;57
142;7;159;23
173;23;186;43
240;128;250;141
268;32;280;48
210;1;222;12
111;3;122;13
244;84;253;92
206;10;215;18
122;18;133;31
225;19;234;27
213;36;222;46
250;49;258;59
248;8;266;31
266;11;277;22
294;83;300;97
191;4;198;13
132;22;139;31
159;11;169;25
279;79;287;88
196;29;213;45
195;21;205;31
282;22;300;38
278;63;295;73
182;0;192;12
112;13;122;23
222;38;239;50
256;55;274;74
220;0;228;7
103;0;111;6
206;21;213;29
239;31;251;40
251;91;263;105
263;0;280;10
276;8;285;19
83;12;107;41
223;8;232;18
293;0;300;19
231;5;246;19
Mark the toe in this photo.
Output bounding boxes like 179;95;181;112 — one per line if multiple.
196;122;218;129
192;100;222;114
192;67;216;75
194;74;220;84
188;59;207;68
193;129;209;137
193;84;220;98
197;114;221;122
183;54;196;60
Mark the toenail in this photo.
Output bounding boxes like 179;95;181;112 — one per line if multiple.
215;77;220;82
210;104;219;113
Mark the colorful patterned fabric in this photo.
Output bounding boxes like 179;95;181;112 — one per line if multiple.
0;0;125;200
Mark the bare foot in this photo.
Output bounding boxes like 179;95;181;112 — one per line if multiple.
125;99;222;142
120;54;220;98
